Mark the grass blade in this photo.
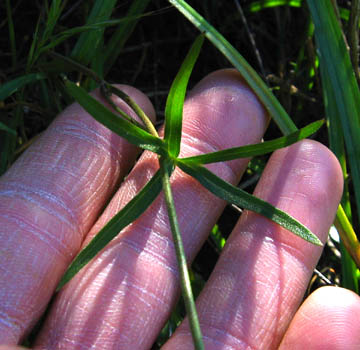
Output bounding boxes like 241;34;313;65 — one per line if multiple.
307;0;360;234
247;0;302;12
57;169;163;290
168;0;297;135
41;0;63;44
64;78;167;156
313;2;359;292
39;16;148;55
181;119;323;164
335;205;360;270
164;35;204;157
0;73;46;101
71;0;117;65
177;160;322;246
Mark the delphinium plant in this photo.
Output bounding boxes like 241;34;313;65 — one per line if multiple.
1;0;359;348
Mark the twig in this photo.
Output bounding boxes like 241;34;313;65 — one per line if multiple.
233;0;267;83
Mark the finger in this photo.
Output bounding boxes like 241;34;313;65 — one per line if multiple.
0;86;155;344
34;69;269;350
0;346;27;350
279;286;360;349
163;140;343;349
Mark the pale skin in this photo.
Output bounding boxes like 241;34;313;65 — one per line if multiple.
0;69;360;350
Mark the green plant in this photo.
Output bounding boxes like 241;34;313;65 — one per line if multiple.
168;0;360;293
1;0;360;348
54;33;323;349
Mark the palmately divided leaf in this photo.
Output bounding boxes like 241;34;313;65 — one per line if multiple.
177;160;322;246
57;169;164;290
164;35;204;157
181;119;324;164
64;79;167;156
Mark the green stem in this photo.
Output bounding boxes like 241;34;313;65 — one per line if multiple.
104;75;204;348
57;51;204;346
335;205;360;270
106;85;158;136
160;157;204;350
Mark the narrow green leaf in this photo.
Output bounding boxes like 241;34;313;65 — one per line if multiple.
42;0;63;44
247;0;353;24
177;160;322;246
314;2;358;292
39;17;146;55
181;119;324;164
0;73;46;101
64;79;167;156
26;15;42;69
164;35;204;157
247;0;302;12
168;0;297;135
57;169;163;290
308;0;360;232
71;0;118;65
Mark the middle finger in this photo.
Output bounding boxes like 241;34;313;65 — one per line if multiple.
35;69;269;350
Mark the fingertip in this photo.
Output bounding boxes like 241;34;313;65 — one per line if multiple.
308;285;360;312
294;139;344;205
182;68;269;176
280;286;360;349
189;68;269;128
256;138;343;246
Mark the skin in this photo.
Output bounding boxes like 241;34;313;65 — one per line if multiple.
0;69;359;349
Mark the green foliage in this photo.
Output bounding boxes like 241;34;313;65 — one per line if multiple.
182;120;324;164
177;159;322;245
2;0;360;348
61;33;324;349
164;35;204;157
307;0;360;293
169;0;298;135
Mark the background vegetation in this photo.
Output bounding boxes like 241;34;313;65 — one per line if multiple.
1;0;359;348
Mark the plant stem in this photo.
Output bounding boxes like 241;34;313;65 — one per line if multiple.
106;85;158;136
160;157;204;350
129;93;204;349
59;53;204;346
108;83;204;348
335;205;360;270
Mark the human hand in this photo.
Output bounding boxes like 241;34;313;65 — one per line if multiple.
0;69;359;350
